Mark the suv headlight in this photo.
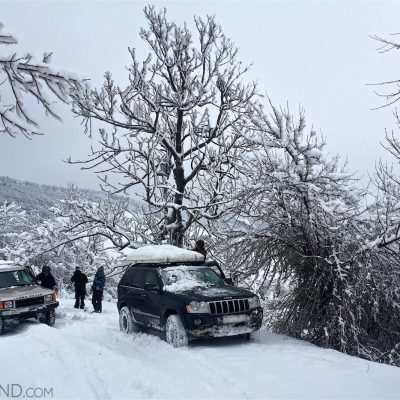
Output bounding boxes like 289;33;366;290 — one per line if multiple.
44;294;53;303
4;301;13;309
186;301;209;314
248;296;260;309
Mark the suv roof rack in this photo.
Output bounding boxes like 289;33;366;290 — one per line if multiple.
119;244;205;266
125;260;220;269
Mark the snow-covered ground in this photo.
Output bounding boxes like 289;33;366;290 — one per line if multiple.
2;299;400;400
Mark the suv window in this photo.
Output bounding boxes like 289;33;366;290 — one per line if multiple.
0;269;34;288
120;268;146;288
120;269;135;286
145;270;159;286
131;269;146;289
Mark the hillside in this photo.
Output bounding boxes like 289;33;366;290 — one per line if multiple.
0;176;107;215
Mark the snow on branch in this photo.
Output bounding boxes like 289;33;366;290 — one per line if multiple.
0;23;17;45
0;22;85;138
368;34;400;109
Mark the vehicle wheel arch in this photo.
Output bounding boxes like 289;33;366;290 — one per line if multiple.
162;308;178;327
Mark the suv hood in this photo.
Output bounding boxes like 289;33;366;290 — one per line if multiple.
174;285;255;301
0;285;53;301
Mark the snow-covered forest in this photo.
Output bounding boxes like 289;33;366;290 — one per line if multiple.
1;3;400;384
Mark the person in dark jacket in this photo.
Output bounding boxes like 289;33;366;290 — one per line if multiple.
71;267;88;309
36;265;56;290
91;266;106;313
193;239;207;258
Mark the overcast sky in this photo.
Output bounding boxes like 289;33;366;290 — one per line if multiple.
1;1;399;191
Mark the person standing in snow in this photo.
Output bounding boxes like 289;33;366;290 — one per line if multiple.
35;265;56;290
71;267;88;309
91;266;106;313
193;239;207;258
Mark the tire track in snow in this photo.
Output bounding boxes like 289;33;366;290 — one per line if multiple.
53;305;161;399
33;325;106;399
83;311;247;399
57;301;258;399
184;343;258;399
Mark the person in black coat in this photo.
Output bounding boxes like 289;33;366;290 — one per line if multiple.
91;266;106;313
71;267;88;309
193;239;207;258
36;265;56;290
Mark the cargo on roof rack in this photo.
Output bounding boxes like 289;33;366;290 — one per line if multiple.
119;244;205;266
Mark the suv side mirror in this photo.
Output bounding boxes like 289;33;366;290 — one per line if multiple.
144;283;162;293
224;278;234;286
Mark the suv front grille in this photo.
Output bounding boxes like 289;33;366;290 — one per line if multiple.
15;296;44;308
208;298;250;315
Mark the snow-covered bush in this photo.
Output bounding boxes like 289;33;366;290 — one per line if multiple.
212;103;400;367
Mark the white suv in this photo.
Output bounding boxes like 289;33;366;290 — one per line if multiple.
0;262;59;335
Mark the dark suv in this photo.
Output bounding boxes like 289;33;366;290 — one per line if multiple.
117;250;263;347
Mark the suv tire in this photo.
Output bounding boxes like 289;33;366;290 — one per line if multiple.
166;315;188;348
46;309;56;327
38;312;46;324
119;306;139;334
39;309;56;326
0;318;4;335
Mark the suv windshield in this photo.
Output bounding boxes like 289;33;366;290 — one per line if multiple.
161;266;225;292
0;269;35;288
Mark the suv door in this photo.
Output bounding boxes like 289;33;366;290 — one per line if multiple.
140;269;163;328
120;268;146;325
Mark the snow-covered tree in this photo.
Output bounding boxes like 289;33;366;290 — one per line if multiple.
0;201;27;259
369;34;400;109
369;132;400;248
71;7;257;246
208;100;400;366
0;23;83;138
4;187;129;298
351;33;400;365
207;102;398;364
228;104;363;337
49;189;147;251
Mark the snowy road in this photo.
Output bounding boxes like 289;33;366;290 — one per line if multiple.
1;299;400;400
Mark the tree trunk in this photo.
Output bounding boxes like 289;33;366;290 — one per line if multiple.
171;110;185;247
